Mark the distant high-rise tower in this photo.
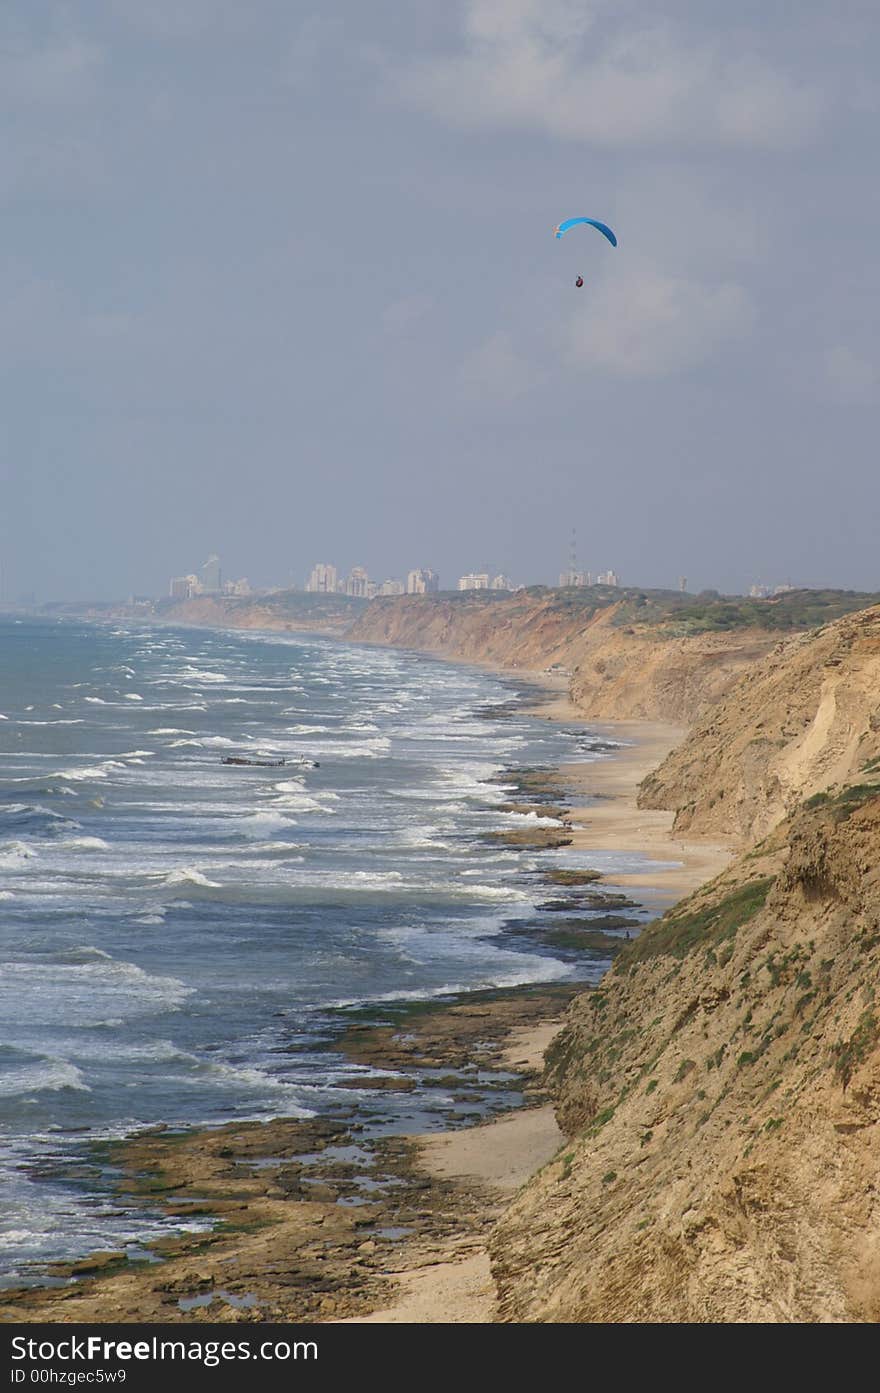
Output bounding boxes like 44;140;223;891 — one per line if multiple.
679;576;688;593
201;554;221;593
307;563;338;593
407;568;439;594
345;566;371;597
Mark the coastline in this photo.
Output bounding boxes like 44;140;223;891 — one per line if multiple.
339;693;734;1324
0;635;730;1325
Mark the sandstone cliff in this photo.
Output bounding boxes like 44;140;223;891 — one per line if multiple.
349;591;779;726
640;605;880;843
491;781;880;1322
159;590;363;633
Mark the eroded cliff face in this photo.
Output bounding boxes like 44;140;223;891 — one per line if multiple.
349;595;777;726
639;605;880;843
491;788;880;1323
160;592;360;632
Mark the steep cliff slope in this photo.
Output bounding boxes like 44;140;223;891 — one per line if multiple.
158;590;364;632
349;591;780;726
640;605;880;843
491;782;880;1322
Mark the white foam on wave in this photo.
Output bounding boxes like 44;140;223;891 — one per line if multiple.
59;837;110;852
55;762;125;782
307;736;391;759
84;697;107;705
0;841;37;869
0;947;194;1024
239;812;295;837
272;779;337;797
0;1057;90;1098
147;728;196;736
17;719;84;726
124;693;143;701
173;669;229;684
232;840;304;855
161;868;222;889
270;791;334;814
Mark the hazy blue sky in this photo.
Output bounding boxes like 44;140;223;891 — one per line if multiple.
1;2;878;600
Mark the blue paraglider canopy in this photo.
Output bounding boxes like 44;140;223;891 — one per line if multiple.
553;217;617;247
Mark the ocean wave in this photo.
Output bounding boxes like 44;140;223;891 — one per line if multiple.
232;840;304;855
161;868;222;889
239;812;296;837
16;719;84;726
0;841;37;869
0;1053;90;1099
0;948;194;1023
0;805;79;836
54;762;126;782
58;837;110;852
175;669;229;684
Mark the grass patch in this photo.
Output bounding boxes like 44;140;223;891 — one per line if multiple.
832;1010;880;1090
830;783;880;821
621;878;774;964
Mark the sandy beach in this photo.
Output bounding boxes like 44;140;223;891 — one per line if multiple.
342;704;734;1323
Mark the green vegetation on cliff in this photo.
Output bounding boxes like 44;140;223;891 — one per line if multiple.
620;877;776;964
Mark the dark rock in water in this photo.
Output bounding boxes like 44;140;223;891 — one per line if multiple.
487;829;573;849
337;1075;416;1092
542;868;602;886
537;892;639;911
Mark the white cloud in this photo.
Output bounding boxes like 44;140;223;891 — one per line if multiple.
567;263;755;376
460;329;541;401
388;1;824;149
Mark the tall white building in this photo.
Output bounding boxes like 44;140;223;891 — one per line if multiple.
306;563;338;594
558;570;592;588
407;568;439;594
458;573;490;591
379;579;405;595
344;566;371;597
169;574;201;600
490;574;513;591
596;570;619;587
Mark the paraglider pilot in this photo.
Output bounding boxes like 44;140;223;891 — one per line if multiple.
575;275;584;288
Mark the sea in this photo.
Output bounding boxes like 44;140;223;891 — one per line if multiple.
0;616;636;1287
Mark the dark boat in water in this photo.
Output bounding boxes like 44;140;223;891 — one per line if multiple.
221;755;320;768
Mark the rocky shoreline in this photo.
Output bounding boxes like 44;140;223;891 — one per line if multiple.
0;981;580;1324
1;743;632;1325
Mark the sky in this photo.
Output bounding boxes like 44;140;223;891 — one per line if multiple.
1;1;878;601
